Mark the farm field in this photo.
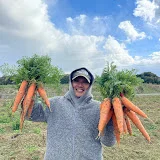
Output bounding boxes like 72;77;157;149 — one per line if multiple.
0;84;160;160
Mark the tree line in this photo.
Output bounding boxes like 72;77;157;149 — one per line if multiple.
1;71;160;85
137;72;160;84
51;71;160;84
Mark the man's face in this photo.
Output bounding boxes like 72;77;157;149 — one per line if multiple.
72;76;90;97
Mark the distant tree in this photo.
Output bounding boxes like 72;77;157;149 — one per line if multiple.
0;63;17;85
137;72;160;84
0;76;14;85
60;74;69;84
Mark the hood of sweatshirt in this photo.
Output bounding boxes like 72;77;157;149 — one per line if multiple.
64;67;94;106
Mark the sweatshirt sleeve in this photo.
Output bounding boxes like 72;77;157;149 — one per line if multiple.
100;119;116;147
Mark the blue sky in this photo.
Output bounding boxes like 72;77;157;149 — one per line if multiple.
0;0;160;76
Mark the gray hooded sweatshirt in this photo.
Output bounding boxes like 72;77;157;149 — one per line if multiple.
30;67;116;160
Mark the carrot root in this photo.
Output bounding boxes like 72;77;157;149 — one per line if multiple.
124;107;151;142
37;84;52;112
120;94;147;118
11;80;28;113
112;97;124;134
97;98;112;137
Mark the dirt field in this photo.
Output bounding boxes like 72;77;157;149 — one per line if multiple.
0;84;160;160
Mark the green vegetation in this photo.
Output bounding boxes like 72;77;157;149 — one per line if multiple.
1;60;159;86
137;72;160;84
96;62;143;99
60;74;69;84
0;54;64;87
25;145;38;154
12;115;20;131
136;83;160;94
33;127;41;134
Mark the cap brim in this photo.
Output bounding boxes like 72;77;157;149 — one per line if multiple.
72;75;90;83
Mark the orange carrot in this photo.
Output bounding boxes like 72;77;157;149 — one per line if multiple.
124;107;151;142
37;83;51;112
120;93;147;118
106;108;114;125
27;97;35;118
20;82;36;131
112;97;124;134
98;98;112;137
123;115;128;134
112;112;121;145
23;82;36;109
27;89;36;118
124;112;132;135
11;80;28;113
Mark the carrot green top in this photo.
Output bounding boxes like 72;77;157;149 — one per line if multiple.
3;54;63;87
97;62;143;99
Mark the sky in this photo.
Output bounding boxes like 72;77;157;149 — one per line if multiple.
0;0;160;77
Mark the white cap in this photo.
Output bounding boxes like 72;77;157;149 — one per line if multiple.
72;69;91;83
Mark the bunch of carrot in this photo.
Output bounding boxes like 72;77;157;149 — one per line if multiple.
98;92;151;144
11;80;51;131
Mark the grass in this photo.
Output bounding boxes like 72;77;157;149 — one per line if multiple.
33;127;41;134
25;145;38;154
0;83;160;160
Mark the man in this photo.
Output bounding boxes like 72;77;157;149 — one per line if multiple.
31;67;115;160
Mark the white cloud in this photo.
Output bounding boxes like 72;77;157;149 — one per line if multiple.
78;15;87;26
0;0;49;36
149;51;160;61
103;36;135;65
0;0;106;74
0;0;63;57
118;21;146;41
66;15;111;36
66;15;87;35
134;51;160;65
66;17;73;22
131;52;160;76
0;0;160;76
102;35;160;75
49;34;105;72
133;0;159;24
